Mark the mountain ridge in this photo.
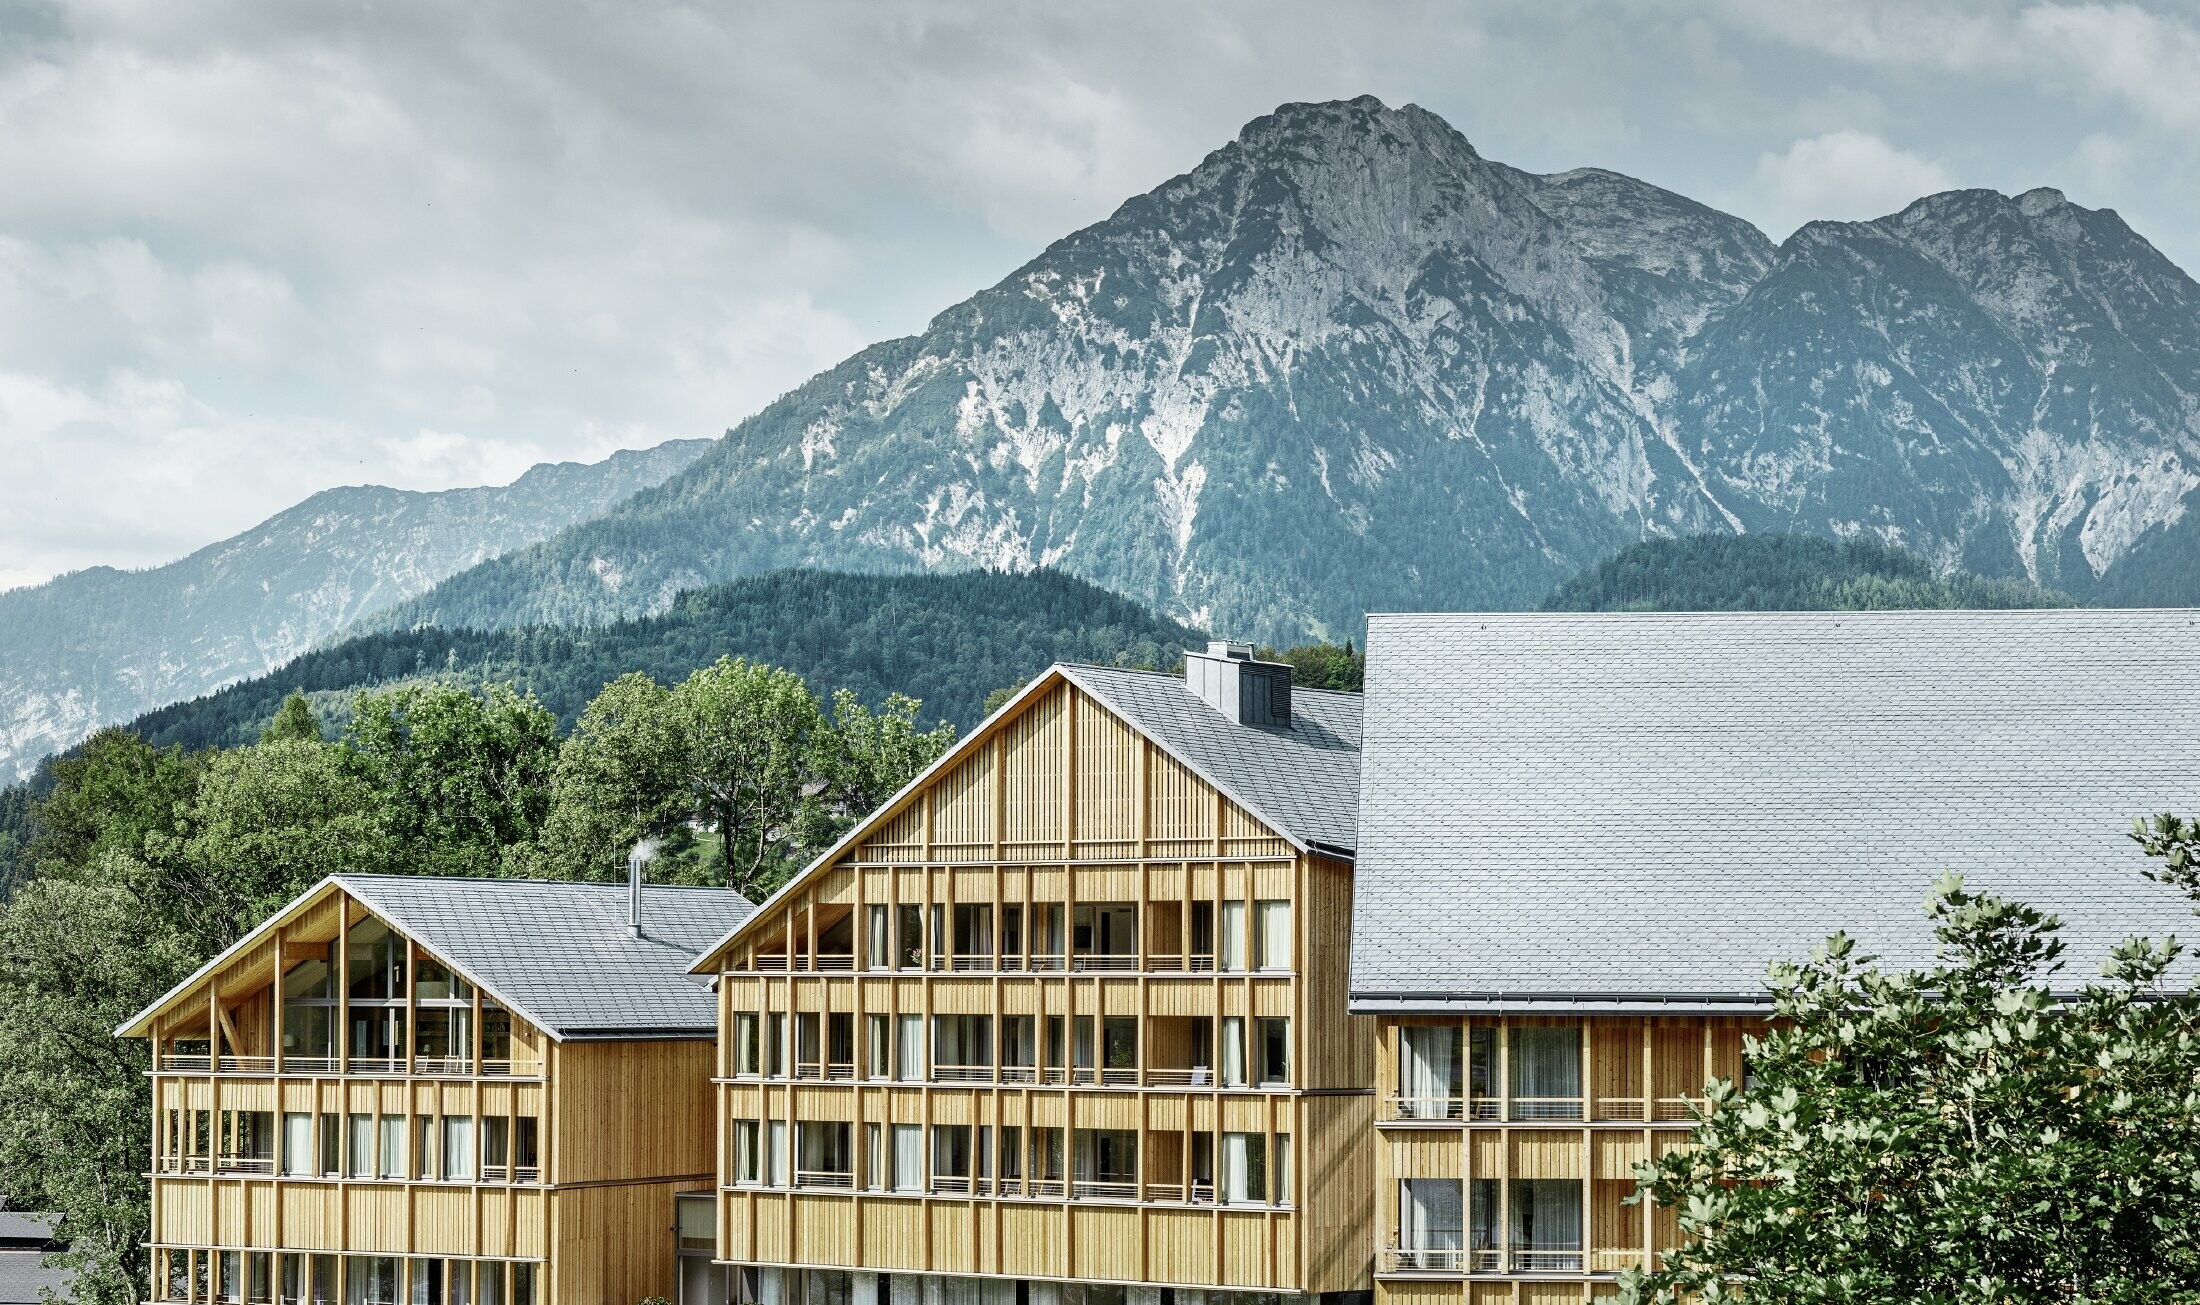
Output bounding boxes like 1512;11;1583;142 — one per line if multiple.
0;439;714;779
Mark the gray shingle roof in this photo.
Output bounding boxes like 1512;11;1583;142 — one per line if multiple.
336;876;754;1039
0;1215;53;1249
1059;664;1363;855
1351;609;2200;1012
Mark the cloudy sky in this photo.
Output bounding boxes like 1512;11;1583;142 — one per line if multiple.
5;0;2200;590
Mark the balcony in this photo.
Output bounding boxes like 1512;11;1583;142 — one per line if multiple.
795;1169;855;1191
1378;1247;1588;1276
1381;1249;1467;1273
793;1061;857;1082
933;1064;995;1084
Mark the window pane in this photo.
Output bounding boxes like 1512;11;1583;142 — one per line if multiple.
1509;1027;1582;1118
443;1117;473;1181
1218;901;1246;972
1253;900;1291;970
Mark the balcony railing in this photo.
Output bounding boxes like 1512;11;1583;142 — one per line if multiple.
1144;1067;1215;1087
1386;1095;1466;1121
998;1066;1038;1084
796;1169;855;1191
1070;1179;1137;1201
1507;1097;1585;1121
347;1057;405;1076
218;1055;276;1073
1142;953;1217;974
215;1156;275;1176
949;955;995;972
932;1064;992;1083
1140;1181;1215;1205
158;1053;212;1072
412;1056;473;1077
1070;954;1139;973
1382;1248;1467;1273
1510;1250;1585;1273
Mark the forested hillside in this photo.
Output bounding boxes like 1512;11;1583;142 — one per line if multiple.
1539;534;2072;612
120;569;1198;754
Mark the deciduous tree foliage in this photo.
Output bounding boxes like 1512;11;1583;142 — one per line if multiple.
1621;870;2200;1304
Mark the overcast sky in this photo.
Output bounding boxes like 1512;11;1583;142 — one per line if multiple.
5;0;2200;590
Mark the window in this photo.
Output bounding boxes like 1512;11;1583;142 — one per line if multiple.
1071;904;1137;961
863;1124;883;1191
282;1113;315;1177
1218;900;1247;972
931;1125;973;1190
894;1014;924;1081
1468;1027;1498;1112
999;905;1024;961
282;960;336;1063
1219;1017;1247;1088
511;1265;535;1305
765;1014;787;1078
1275;1133;1292;1205
1071;1129;1136;1189
1399;1026;1463;1119
865;1015;890;1080
794;1014;821;1076
732;1014;759;1076
733;1121;762;1185
896;904;924;969
514;1118;538;1180
442;1116;474;1181
478;1266;504;1305
221;1109;275;1171
997;1126;1023;1182
1219;1132;1267;1204
379;1115;406;1179
484;1117;509;1179
1102;1018;1137;1076
796;1122;852;1185
861;904;888;971
320;1113;341;1177
767;1120;789;1186
891;1124;923;1192
343;1258;398;1305
1509;1179;1584;1267
826;1013;853;1074
410;1260;443;1305
1000;1016;1036;1080
933;1015;992;1074
347;1114;375;1179
1255;1018;1290;1086
952;904;993;964
1401;1179;1463;1255
1508;1027;1583;1120
480;1005;513;1065
1253;900;1291;970
414;1118;437;1180
280;1252;335;1305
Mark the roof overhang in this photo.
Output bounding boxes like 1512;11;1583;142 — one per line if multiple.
1350;990;1778;1017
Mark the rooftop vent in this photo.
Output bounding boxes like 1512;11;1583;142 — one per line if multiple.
1185;640;1292;729
627;837;660;938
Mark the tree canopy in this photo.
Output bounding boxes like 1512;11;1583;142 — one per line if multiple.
1621;863;2200;1304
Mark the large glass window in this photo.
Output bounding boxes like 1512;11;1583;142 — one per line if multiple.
1399;1026;1463;1119
1219;1132;1267;1204
345;919;405;1001
1254;1018;1290;1086
933;1015;992;1075
952;904;993;965
1508;1027;1583;1120
732;1014;759;1076
282;960;336;1063
1219;1017;1247;1088
891;1124;923;1192
1509;1179;1584;1269
343;1258;399;1305
866;905;891;971
442;1116;474;1181
796;1122;852;1186
1401;1179;1464;1257
733;1121;762;1185
347;1114;375;1179
378;1116;406;1179
895;905;924;969
1468;1027;1499;1115
412;958;473;1069
895;1015;924;1081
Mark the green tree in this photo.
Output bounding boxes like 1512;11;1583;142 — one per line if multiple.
344;683;558;877
1262;640;1364;691
804;690;956;849
670;657;824;899
1620;872;2200;1304
0;861;196;1305
525;673;689;883
171;740;393;955
31;729;204;873
260;691;324;743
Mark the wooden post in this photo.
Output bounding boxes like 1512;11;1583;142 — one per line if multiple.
336;907;351;1076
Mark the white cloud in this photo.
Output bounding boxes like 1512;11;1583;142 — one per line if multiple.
1748;130;1955;237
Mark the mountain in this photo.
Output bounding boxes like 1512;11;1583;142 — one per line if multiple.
110;569;1197;755
0;440;712;780
1539;533;2072;612
370;97;2200;645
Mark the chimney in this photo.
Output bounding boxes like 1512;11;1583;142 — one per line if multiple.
627;838;660;938
1184;640;1292;728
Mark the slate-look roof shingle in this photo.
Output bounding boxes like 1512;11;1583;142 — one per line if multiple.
1060;664;1363;855
0;1214;68;1305
335;876;753;1039
1351;609;2200;1013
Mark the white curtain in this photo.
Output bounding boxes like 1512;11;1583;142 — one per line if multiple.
1400;1027;1460;1118
896;1015;924;1081
892;1125;924;1192
1219;901;1246;972
283;1114;314;1176
1254;901;1291;970
347;1115;374;1179
442;1116;472;1180
767;1120;790;1186
1219;1017;1246;1087
1219;1132;1265;1204
1402;1179;1463;1251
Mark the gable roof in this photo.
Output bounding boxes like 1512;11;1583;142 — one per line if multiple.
118;875;753;1043
691;662;1364;972
0;1251;73;1305
1350;608;2200;1013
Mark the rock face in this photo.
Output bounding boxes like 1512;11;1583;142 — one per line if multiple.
0;440;711;779
379;98;2200;644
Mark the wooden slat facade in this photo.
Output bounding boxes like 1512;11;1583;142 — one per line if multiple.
134;884;716;1305
702;678;1376;1301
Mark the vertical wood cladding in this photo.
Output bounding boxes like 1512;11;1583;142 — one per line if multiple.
709;679;1373;1295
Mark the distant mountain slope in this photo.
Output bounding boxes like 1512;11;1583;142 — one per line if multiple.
116;569;1196;754
1539;534;2073;612
363;95;2200;649
0;440;712;779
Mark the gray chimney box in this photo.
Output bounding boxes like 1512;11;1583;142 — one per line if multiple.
1185;640;1292;729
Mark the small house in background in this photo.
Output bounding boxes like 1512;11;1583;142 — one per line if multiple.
0;1210;72;1305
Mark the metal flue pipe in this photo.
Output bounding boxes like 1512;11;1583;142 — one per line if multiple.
628;837;661;938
